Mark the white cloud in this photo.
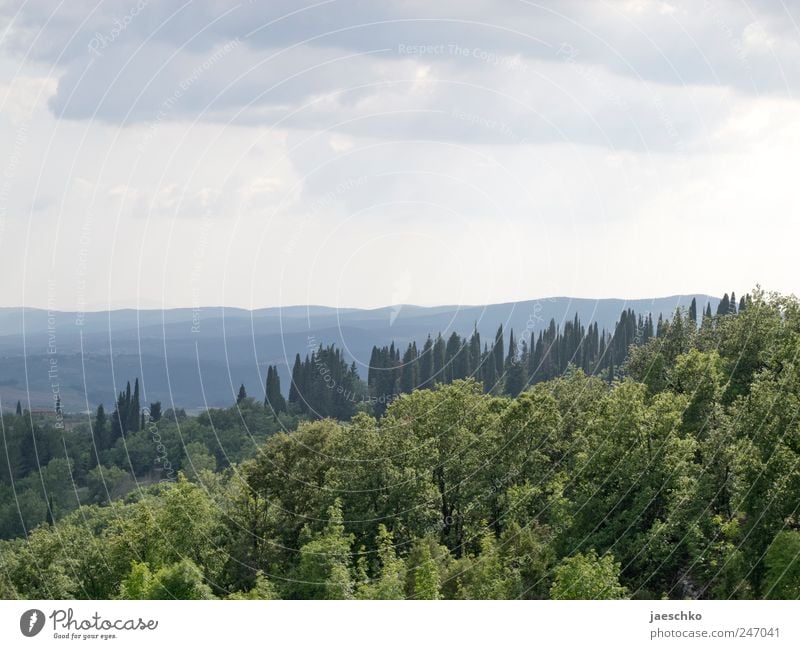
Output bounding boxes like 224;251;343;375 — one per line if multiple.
0;1;797;309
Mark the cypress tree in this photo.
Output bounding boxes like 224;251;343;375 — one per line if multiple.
15;400;22;416
663;308;686;363
598;330;607;373
289;354;303;405
110;388;128;441
306;351;321;415
717;293;730;316
110;395;121;441
529;333;541;381
419;336;433;387
367;347;380;390
504;359;525;397
129;379;141;432
592;322;603;370
302;354;314;412
539;320;558;380
689;297;697;324
400;343;419;394
459;336;472;379
18;419;37;476
237;384;247;404
469;326;481;377
149;401;162;422
373;346;395;417
369;346;385;400
527;332;537;379
274;366;286;413
506;329;517;367
444;333;462;382
493;325;504;379
482;343;497;393
432;334;445;384
265;365;287;414
520;338;529;369
94;404;107;449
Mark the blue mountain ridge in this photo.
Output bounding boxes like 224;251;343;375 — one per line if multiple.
0;294;718;411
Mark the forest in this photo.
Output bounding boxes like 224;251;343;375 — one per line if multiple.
1;288;799;599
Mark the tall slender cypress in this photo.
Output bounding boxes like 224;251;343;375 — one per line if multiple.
419;336;433;387
265;365;287;414
494;325;504;379
129;378;141;432
717;293;730;316
289;354;303;405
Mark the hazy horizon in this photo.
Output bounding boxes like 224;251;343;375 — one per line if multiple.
0;290;726;313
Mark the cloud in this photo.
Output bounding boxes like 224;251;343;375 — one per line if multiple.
2;0;798;144
0;1;798;309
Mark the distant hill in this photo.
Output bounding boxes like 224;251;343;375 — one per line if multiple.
0;295;718;411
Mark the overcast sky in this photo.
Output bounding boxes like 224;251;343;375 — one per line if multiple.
0;0;798;310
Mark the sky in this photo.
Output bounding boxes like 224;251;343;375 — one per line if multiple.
0;0;798;311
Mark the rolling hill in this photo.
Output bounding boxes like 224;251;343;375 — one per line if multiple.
0;294;718;411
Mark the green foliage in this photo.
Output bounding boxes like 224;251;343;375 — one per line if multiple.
86;465;132;505
264;365;287;414
412;541;441;600
2;290;800;600
288;345;365;419
226;572;278;600
357;525;406;600
0;388;292;540
182;441;217;479
120;559;215;600
668;349;723;434
119;562;154;599
550;550;627;600
764;531;800;599
455;528;515;599
295;500;355;599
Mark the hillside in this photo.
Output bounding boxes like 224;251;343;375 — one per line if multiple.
1;290;798;600
0;294;716;410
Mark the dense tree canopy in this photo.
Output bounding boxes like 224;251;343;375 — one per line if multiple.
2;289;799;599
